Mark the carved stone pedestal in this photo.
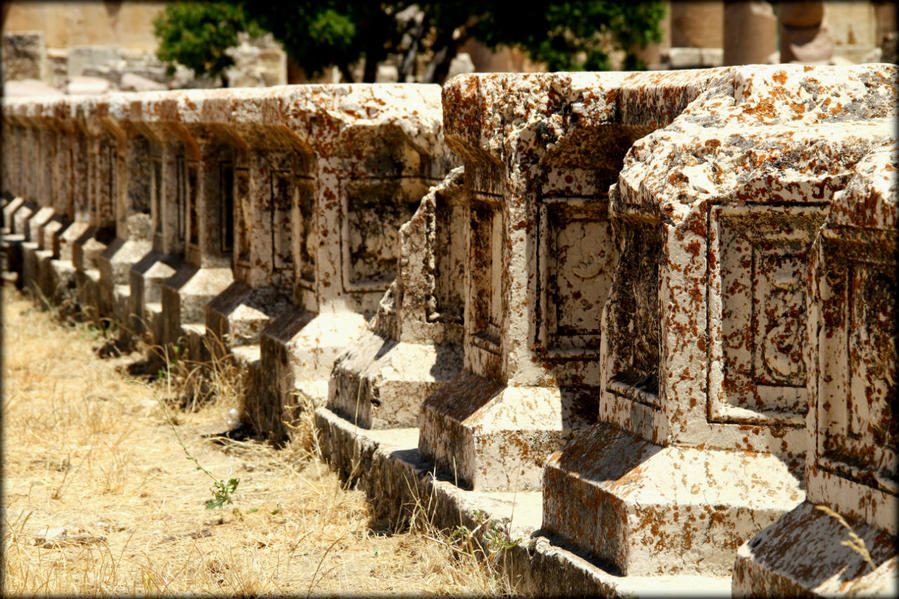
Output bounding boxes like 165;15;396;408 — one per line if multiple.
544;423;803;577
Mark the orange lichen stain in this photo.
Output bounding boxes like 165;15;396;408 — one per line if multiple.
669;172;689;186
704;139;721;150
772;71;787;85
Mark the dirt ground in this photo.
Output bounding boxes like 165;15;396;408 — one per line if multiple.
1;287;512;596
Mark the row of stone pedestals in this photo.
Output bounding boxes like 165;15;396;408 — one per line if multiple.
3;64;896;595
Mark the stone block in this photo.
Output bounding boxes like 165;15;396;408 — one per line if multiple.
734;126;898;596
328;168;466;430
2;32;46;82
543;63;898;579
418;69;721;492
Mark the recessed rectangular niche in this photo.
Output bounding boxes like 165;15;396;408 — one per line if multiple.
430;187;466;328
606;221;661;409
295;177;316;289
270;169;294;279
707;204;824;426
816;228;898;495
234;166;251;267
342;178;430;291
537;197;616;357
469;195;502;353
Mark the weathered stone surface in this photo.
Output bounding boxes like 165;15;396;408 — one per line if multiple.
734;130;898;597
328;167;466;429
245;83;453;440
2;31;46;82
544;63;898;579
418;69;723;492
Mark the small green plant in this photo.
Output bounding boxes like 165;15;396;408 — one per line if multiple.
156;359;239;510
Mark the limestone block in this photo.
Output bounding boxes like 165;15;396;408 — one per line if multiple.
734;136;898;596
3;79;62;97
2;32;46;82
328;168;466;430
418;69;724;492
210;83;454;439
543;63;898;578
66;76;112;95
120;73;164;92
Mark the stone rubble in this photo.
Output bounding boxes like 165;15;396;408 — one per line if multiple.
3;63;896;596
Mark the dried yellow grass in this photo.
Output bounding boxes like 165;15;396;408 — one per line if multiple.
2;287;515;596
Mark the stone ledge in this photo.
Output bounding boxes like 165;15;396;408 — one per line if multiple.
732;501;898;597
313;406;731;596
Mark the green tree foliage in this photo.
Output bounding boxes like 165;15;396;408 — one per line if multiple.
153;1;666;85
153;2;261;84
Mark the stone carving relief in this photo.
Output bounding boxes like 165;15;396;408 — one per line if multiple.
605;221;662;408
537;197;615;355
709;204;824;425
816;229;898;494
342;178;430;291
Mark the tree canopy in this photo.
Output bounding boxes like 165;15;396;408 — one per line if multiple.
154;1;666;85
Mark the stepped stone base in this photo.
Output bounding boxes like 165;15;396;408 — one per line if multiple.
2;198;27;232
418;372;593;491
75;268;102;321
204;282;292;352
161;264;232;350
12;202;36;239
98;239;151;320
26;206;55;243
542;422;806;578
20;240;40;293
248;310;368;439
314;406;731;597
732;501;898;597
328;328;463;429
34;248;55;298
1;232;25;286
47;258;77;305
128;252;179;337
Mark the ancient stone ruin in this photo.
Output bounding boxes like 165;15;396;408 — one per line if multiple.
3;63;896;596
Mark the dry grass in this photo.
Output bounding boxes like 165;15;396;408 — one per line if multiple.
2;286;515;597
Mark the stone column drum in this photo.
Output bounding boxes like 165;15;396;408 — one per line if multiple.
733;141;898;596
417;70;720;492
542;63;898;579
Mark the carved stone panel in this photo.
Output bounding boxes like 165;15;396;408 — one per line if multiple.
269;168;295;283
468;195;503;354
537;198;615;356
219;162;234;255
341;178;430;291
151;155;163;236
605;221;662;409
234;166;251;267
816;228;898;494
430;184;466;331
708;204;824;426
186;159;199;247
295;177;316;289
